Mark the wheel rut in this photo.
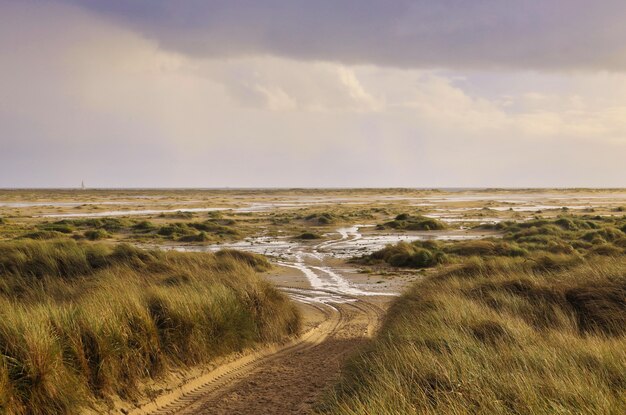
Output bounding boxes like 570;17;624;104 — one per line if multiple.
131;226;393;415
131;292;385;415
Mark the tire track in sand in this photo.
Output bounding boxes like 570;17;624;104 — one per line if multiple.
178;297;384;415
131;225;392;414
130;290;385;415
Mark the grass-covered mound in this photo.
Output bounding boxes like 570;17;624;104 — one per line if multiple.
20;217;240;244
0;239;300;414
295;232;323;240
322;255;626;414
491;216;626;253
305;213;337;225
362;241;447;268
377;214;446;231
355;239;529;269
359;215;625;269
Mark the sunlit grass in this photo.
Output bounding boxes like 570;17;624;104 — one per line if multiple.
0;239;300;414
320;255;626;414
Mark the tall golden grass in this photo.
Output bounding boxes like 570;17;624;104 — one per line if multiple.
0;240;300;414
321;254;626;414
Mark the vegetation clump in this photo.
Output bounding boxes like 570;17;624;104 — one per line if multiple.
157;223;194;237
356;239;527;269
21;230;66;240
305;212;336;225
38;221;75;234
188;221;238;235
445;239;527;257
295;232;322;240
214;249;272;272
84;229;108;240
358;215;625;269
132;220;157;232
158;211;195;219
362;241;446;268
177;231;209;242
378;214;446;231
16;217;241;244
68;218;130;232
0;239;299;414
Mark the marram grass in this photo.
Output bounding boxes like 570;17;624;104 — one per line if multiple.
320;255;626;415
0;239;300;414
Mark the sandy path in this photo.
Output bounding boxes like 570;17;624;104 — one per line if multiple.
129;226;393;415
130;291;385;415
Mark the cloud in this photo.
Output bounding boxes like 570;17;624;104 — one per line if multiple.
66;0;626;71
0;1;625;187
195;58;382;112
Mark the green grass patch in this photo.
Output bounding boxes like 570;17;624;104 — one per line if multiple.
378;214;446;231
84;229;109;241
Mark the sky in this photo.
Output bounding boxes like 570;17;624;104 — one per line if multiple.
1;0;626;188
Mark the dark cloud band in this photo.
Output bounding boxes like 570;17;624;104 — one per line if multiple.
68;0;626;70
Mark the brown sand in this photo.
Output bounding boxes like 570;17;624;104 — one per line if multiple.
130;295;386;415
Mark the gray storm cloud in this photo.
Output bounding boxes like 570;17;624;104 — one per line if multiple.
69;0;626;71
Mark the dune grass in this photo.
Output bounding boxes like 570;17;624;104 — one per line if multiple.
305;213;337;225
0;239;300;414
377;214;446;231
18;217;241;245
330;215;626;414
361;241;447;268
360;215;625;269
83;229;108;241
321;255;626;415
295;232;323;240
